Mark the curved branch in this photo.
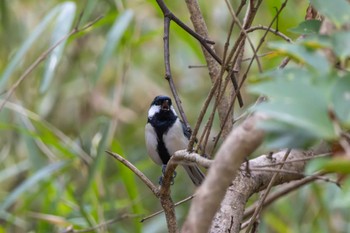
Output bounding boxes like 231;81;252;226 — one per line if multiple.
246;25;292;42
106;151;158;196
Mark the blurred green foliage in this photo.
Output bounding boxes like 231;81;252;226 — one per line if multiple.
0;0;349;232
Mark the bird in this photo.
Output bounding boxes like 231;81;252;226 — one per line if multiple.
145;95;205;186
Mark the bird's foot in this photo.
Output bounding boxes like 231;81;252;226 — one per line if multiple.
159;165;177;185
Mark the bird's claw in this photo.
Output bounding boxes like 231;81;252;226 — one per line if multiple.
159;165;177;185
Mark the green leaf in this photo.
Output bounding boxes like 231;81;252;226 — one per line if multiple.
268;41;330;74
0;161;66;211
41;2;76;93
110;140;143;233
264;211;293;233
310;0;350;28
0;160;30;183
249;74;336;140
258;120;317;149
93;10;134;83
81;122;110;198
331;31;350;60
0;5;62;92
299;35;332;49
306;157;350;174
260;67;311;81
289;20;321;35
79;0;98;26
331;75;350;126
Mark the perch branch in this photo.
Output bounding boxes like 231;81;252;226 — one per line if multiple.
106;151;158;196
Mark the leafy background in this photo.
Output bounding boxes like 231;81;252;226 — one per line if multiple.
0;0;349;232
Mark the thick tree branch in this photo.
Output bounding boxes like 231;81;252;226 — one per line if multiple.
210;146;330;233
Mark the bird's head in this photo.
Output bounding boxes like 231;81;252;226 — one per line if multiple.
148;95;177;120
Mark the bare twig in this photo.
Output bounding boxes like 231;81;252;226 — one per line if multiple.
156;0;220;133
61;214;140;233
106;149;178;233
187;77;221;151
141;195;195;223
224;0;262;73
242;172;335;223
184;0;243;133
106;151;158;196
246;25;292;42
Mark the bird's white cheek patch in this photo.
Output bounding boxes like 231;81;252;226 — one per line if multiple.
145;123;163;165
148;105;161;118
170;106;177;116
163;119;188;156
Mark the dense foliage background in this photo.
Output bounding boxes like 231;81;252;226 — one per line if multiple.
0;0;349;232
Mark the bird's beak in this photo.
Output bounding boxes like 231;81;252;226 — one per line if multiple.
161;100;170;111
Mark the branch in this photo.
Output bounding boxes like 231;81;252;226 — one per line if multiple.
209;146;330;233
155;0;221;133
158;158;178;233
141;195;195;223
242;171;336;223
106;151;158;196
246;25;292;42
62;214;140;233
106;150;178;232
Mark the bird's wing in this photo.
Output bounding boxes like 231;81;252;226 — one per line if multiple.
181;120;191;140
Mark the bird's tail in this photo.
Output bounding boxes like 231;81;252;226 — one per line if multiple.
182;165;205;186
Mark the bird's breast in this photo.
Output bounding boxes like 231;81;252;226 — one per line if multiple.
145;123;163;165
163;119;189;156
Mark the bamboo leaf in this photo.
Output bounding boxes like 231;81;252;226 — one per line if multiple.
0;5;62;92
40;2;76;93
0;161;66;211
93;10;133;83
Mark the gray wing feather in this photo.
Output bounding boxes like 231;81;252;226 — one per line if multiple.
181;120;191;140
182;165;205;186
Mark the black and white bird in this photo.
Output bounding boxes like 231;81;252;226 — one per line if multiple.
145;95;205;186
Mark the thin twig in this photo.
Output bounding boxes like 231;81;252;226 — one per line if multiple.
187;77;221;151
246;25;292;42
62;214;140;233
141;195;195;223
241;172;336;223
211;0;289;152
162;15;191;132
224;0;262;73
105;151;159;196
